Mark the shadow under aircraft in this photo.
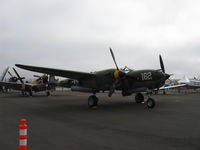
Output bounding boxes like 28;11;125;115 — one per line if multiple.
16;48;170;109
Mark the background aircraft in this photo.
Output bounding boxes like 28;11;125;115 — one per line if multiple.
0;67;57;96
177;75;200;89
160;75;200;94
16;48;170;108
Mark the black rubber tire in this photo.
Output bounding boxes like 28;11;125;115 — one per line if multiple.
146;98;156;109
88;95;99;108
135;93;144;103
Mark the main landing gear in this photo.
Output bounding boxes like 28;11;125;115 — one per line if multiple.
135;93;156;109
88;95;99;108
21;90;32;97
87;93;155;109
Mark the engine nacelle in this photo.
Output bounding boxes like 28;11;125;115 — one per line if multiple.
59;79;78;88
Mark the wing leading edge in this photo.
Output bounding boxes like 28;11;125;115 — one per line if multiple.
15;64;96;80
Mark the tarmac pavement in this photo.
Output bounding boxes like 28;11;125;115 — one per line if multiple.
0;91;200;150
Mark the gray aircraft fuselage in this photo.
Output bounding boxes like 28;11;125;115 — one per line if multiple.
77;69;168;94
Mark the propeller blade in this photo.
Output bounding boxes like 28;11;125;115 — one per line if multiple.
110;48;119;70
12;67;24;84
108;80;118;97
109;48;126;97
108;88;114;97
8;71;13;77
159;55;165;73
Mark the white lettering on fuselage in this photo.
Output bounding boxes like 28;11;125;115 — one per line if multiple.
141;72;152;81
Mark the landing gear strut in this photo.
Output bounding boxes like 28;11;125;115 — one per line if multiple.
135;93;144;103
134;93;156;109
21;91;26;96
88;95;99;108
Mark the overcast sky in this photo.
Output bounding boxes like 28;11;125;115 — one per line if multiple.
1;0;200;79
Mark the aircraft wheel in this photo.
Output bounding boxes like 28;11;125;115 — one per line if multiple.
135;93;144;103
146;98;156;109
88;95;98;108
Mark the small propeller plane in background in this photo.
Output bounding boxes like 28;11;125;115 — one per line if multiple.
0;67;57;96
16;48;170;108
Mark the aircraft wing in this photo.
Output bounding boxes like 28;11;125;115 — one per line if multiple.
159;84;186;90
16;64;96;80
0;81;23;90
0;81;35;90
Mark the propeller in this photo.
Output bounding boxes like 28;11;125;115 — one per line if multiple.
159;55;170;80
110;48;119;70
12;68;24;84
159;54;165;73
8;71;17;82
108;48;126;97
8;71;13;77
110;48;126;79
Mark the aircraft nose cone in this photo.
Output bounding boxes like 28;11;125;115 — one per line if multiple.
165;73;170;80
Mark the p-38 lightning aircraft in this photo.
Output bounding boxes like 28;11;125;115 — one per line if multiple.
16;48;170;108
